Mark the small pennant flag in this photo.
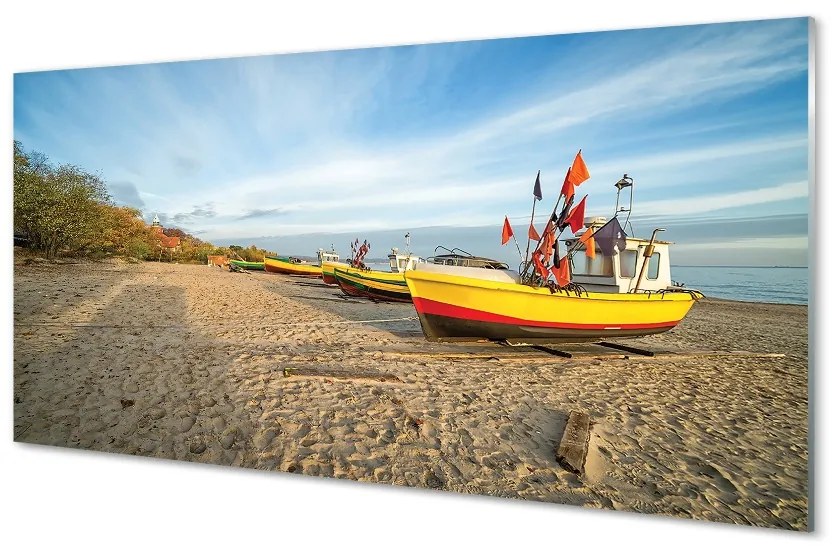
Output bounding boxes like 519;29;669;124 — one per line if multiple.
551;256;571;287
579;227;596;259
566;195;588;233
502;216;514;245
552;239;562;268
533;170;542;201
568;150;590;186
528;223;540;241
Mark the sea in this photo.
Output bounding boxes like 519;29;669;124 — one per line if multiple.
670;266;809;305
368;263;809;305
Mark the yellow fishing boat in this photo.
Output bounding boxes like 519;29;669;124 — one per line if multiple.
321;261;341;285
333;247;424;302
404;262;699;342
403;167;703;343
265;256;322;277
266;248;340;278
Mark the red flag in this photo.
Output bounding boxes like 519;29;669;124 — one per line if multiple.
551;257;570;287
579;227;596;259
568;150;589;186
565;195;587;233
501;216;514;245
528;223;540;241
560;167;574;205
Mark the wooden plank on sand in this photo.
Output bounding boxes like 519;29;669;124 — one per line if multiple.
555;410;591;475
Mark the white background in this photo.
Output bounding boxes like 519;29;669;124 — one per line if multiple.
0;1;833;548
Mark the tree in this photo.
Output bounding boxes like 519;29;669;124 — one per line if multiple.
98;205;160;259
14;142;112;257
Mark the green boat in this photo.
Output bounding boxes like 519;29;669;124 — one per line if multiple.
229;259;265;271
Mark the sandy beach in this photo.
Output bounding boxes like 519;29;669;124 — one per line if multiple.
12;259;809;530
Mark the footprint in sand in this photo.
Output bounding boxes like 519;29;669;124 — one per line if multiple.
697;462;738;494
178;416;196;433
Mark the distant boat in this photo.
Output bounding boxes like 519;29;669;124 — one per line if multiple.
265;256;322;277
334;265;413;302
333;247;424;302
266;248;340;278
229;259;264;271
428;246;510;269
321;262;340;285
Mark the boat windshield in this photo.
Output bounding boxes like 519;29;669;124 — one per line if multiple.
389;256;411;273
571;249;614;277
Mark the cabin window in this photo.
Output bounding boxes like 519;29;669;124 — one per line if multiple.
571;250;614;277
619;249;639;279
399;259;407;270
445;259;455;266
646;253;661;279
389;258;398;270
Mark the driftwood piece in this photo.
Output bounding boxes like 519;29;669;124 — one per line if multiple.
555;410;591;475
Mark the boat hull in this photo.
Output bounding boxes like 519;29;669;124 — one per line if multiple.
229;260;264;270
321;262;340;285
404;268;701;343
265;256;322;277
333;265;412;303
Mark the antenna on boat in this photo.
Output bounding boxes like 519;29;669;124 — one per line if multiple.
614;174;635;237
405;232;411;254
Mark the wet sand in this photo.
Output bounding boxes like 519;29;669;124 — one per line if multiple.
12;260;809;530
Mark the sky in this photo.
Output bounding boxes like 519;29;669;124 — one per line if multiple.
13;17;810;266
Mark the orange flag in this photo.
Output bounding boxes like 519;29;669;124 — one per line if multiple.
528;223;540;241
565;195;587;233
568;150;590;186
579;226;596;259
540;229;556;257
501;216;514;245
560;167;574;205
551;256;571;287
533;251;549;280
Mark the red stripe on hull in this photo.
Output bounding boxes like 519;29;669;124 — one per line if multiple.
412;297;679;331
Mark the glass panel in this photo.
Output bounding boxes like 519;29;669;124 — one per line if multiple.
646;252;661;279
571;249;614;277
619;250;638;278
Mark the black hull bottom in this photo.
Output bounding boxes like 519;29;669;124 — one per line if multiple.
417;313;677;344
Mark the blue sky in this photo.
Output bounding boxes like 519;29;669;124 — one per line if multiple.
13;17;810;266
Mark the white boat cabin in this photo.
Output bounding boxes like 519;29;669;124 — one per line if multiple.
564;217;673;293
316;248;340;266
388;248;425;273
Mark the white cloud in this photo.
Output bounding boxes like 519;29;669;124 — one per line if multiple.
633;180;808;217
